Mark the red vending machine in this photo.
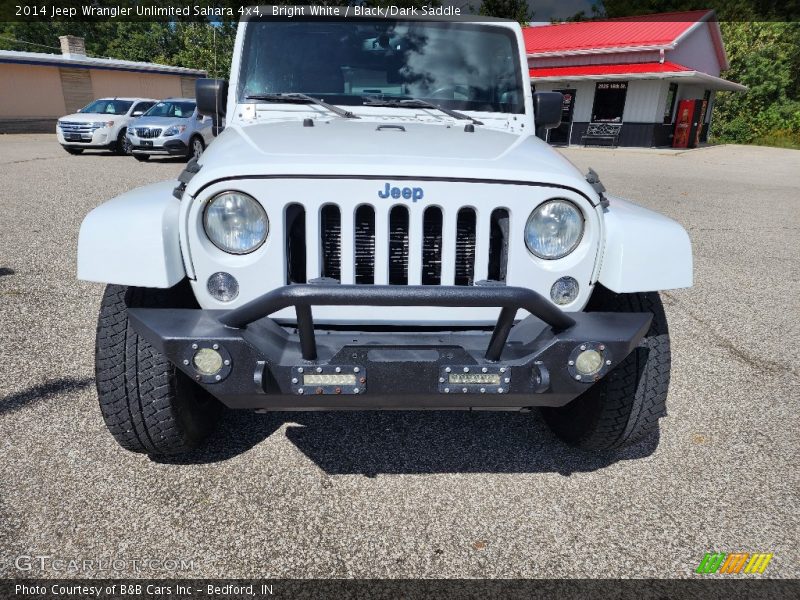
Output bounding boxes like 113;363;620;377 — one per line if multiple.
673;99;707;148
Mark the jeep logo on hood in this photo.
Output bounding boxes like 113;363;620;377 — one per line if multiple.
378;183;424;202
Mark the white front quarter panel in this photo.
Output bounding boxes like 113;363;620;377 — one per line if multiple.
78;181;185;288
184;178;602;325
598;195;693;293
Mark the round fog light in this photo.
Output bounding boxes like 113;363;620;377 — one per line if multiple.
207;271;239;302
193;348;224;376
575;349;604;376
550;276;579;305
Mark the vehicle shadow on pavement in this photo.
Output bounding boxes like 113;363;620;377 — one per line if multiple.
283;411;659;476
158;409;658;474
0;376;93;415
152;409;286;465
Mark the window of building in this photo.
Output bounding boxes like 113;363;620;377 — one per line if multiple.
663;83;678;124
591;81;627;122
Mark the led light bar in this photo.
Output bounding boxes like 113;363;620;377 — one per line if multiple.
291;366;366;395
303;374;357;386
439;366;511;394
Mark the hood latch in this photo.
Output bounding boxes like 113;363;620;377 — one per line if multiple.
586;167;609;207
173;158;203;199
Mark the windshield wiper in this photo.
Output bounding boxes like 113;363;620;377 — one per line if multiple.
245;93;359;119
362;98;483;125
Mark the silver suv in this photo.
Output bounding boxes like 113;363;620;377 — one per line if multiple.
127;98;213;161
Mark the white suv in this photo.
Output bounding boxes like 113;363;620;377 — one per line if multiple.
57;97;156;155
78;15;692;457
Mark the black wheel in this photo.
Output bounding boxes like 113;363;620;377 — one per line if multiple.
133;153;150;162
95;283;222;455
116;129;131;155
64;147;83;155
190;135;205;160
541;286;671;450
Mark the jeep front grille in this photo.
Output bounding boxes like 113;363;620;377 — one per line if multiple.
135;127;162;138
284;203;509;286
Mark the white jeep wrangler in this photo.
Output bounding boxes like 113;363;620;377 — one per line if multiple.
78;14;692;456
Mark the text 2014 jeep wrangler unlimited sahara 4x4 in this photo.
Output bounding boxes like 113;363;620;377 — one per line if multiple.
78;14;692;456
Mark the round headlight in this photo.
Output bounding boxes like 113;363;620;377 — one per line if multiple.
203;191;268;254
524;200;584;260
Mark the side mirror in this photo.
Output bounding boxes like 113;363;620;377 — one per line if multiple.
132;111;143;117
196;78;228;136
532;91;563;133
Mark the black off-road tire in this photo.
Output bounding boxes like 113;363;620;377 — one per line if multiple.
541;286;671;450
64;147;83;155
133;153;150;162
95;283;221;455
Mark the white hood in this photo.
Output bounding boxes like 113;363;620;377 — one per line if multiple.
59;112;116;124
186;119;597;199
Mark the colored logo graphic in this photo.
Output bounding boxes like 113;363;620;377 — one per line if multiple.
696;552;773;574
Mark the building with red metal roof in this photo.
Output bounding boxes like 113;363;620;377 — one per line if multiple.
525;10;745;147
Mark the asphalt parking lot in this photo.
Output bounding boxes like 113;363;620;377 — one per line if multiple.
0;134;798;579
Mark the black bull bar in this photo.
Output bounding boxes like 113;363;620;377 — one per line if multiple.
218;284;577;361
128;285;652;409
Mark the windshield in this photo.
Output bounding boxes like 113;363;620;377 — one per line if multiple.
238;20;524;114
80;99;133;115
143;101;196;118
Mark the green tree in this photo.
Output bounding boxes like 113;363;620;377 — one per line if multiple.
105;22;180;65
712;21;800;145
479;0;533;24
172;21;237;79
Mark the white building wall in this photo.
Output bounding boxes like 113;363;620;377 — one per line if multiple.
621;80;666;122
677;84;708;102
536;79;670;123
667;23;722;76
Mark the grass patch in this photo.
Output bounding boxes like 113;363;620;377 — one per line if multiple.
751;130;800;150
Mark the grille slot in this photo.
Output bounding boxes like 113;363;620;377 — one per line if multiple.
421;207;443;285
455;208;477;286
354;205;376;284
320;205;341;281
488;208;510;283
135;127;162;138
388;206;409;285
285;204;306;284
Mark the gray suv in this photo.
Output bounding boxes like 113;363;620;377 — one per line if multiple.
127;98;213;161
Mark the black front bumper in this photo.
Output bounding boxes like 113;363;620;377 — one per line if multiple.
131;140;189;155
128;285;651;410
